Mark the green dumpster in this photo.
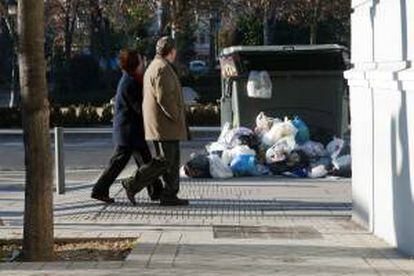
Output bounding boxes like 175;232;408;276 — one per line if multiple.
219;45;349;142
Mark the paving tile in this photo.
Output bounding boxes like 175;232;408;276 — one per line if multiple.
2;176;414;275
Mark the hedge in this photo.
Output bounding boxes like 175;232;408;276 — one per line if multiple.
0;104;220;128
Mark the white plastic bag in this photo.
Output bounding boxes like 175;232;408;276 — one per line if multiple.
298;141;328;158
326;137;345;159
247;71;272;99
208;154;233;179
332;154;352;170
206;142;226;154
265;135;296;163
262;118;298;147
255;112;280;137
308;165;328;178
218;123;254;149
180;165;189;178
217;122;232;147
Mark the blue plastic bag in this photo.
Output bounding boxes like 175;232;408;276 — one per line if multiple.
230;154;258;176
292;117;310;145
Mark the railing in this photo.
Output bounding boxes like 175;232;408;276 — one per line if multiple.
0;126;221;194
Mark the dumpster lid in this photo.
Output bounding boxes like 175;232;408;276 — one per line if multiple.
219;44;349;78
221;44;347;56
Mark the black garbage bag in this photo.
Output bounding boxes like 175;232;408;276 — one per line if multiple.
269;160;290;175
286;150;310;170
184;154;211;178
269;150;310;176
237;134;261;151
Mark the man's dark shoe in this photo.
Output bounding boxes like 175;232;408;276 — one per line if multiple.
121;178;137;206
91;193;115;204
160;196;189;206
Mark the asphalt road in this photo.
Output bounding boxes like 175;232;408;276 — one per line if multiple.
0;131;218;171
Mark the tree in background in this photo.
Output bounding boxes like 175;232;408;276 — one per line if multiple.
285;0;351;45
18;0;54;261
45;0;82;60
0;0;20;107
104;0;154;54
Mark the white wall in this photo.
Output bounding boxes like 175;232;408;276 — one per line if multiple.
346;0;414;255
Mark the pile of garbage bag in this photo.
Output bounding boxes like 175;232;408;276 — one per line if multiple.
182;112;351;179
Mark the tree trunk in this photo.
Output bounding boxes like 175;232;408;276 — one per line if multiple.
263;4;270;45
310;23;317;45
4;17;18;107
157;0;168;36
209;13;216;68
18;0;54;261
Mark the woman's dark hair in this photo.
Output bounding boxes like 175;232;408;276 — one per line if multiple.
118;49;140;74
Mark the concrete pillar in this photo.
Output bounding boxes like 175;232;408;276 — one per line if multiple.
346;0;414;255
344;0;376;230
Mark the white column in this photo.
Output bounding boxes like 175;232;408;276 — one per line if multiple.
347;0;414;256
345;0;376;230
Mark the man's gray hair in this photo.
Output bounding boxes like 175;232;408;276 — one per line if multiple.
156;36;176;57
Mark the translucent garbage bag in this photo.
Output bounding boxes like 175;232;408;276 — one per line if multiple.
265;135;296;163
221;149;233;167
332;154;352;177
298;141;328;159
262;118;298;147
219;125;254;149
230;154;258;176
217;122;232;148
206;142;226;155
333;154;351;170
180;165;189;178
255;112;280;136
247;71;272;99
208;154;233;179
292;116;310;145
222;145;256;167
326;137;349;159
308;165;328;179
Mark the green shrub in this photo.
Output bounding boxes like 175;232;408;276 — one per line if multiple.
186;104;220;126
61;105;77;126
100;104;113;124
0;103;220;128
77;105;100;126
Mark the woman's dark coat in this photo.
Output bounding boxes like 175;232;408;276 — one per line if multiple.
113;72;146;148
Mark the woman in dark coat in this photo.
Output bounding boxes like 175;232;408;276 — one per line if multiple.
91;49;164;204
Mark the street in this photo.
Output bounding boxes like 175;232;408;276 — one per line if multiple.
0;130;215;170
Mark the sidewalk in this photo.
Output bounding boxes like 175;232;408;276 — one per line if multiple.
1;176;413;275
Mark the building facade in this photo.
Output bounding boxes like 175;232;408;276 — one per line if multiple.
345;0;414;255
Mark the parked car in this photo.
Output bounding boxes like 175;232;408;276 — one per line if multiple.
189;60;208;75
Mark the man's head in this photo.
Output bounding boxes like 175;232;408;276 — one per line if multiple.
156;36;177;63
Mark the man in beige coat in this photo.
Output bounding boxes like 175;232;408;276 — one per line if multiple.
142;36;189;206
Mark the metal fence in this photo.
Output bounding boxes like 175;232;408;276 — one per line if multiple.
0;126;221;195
